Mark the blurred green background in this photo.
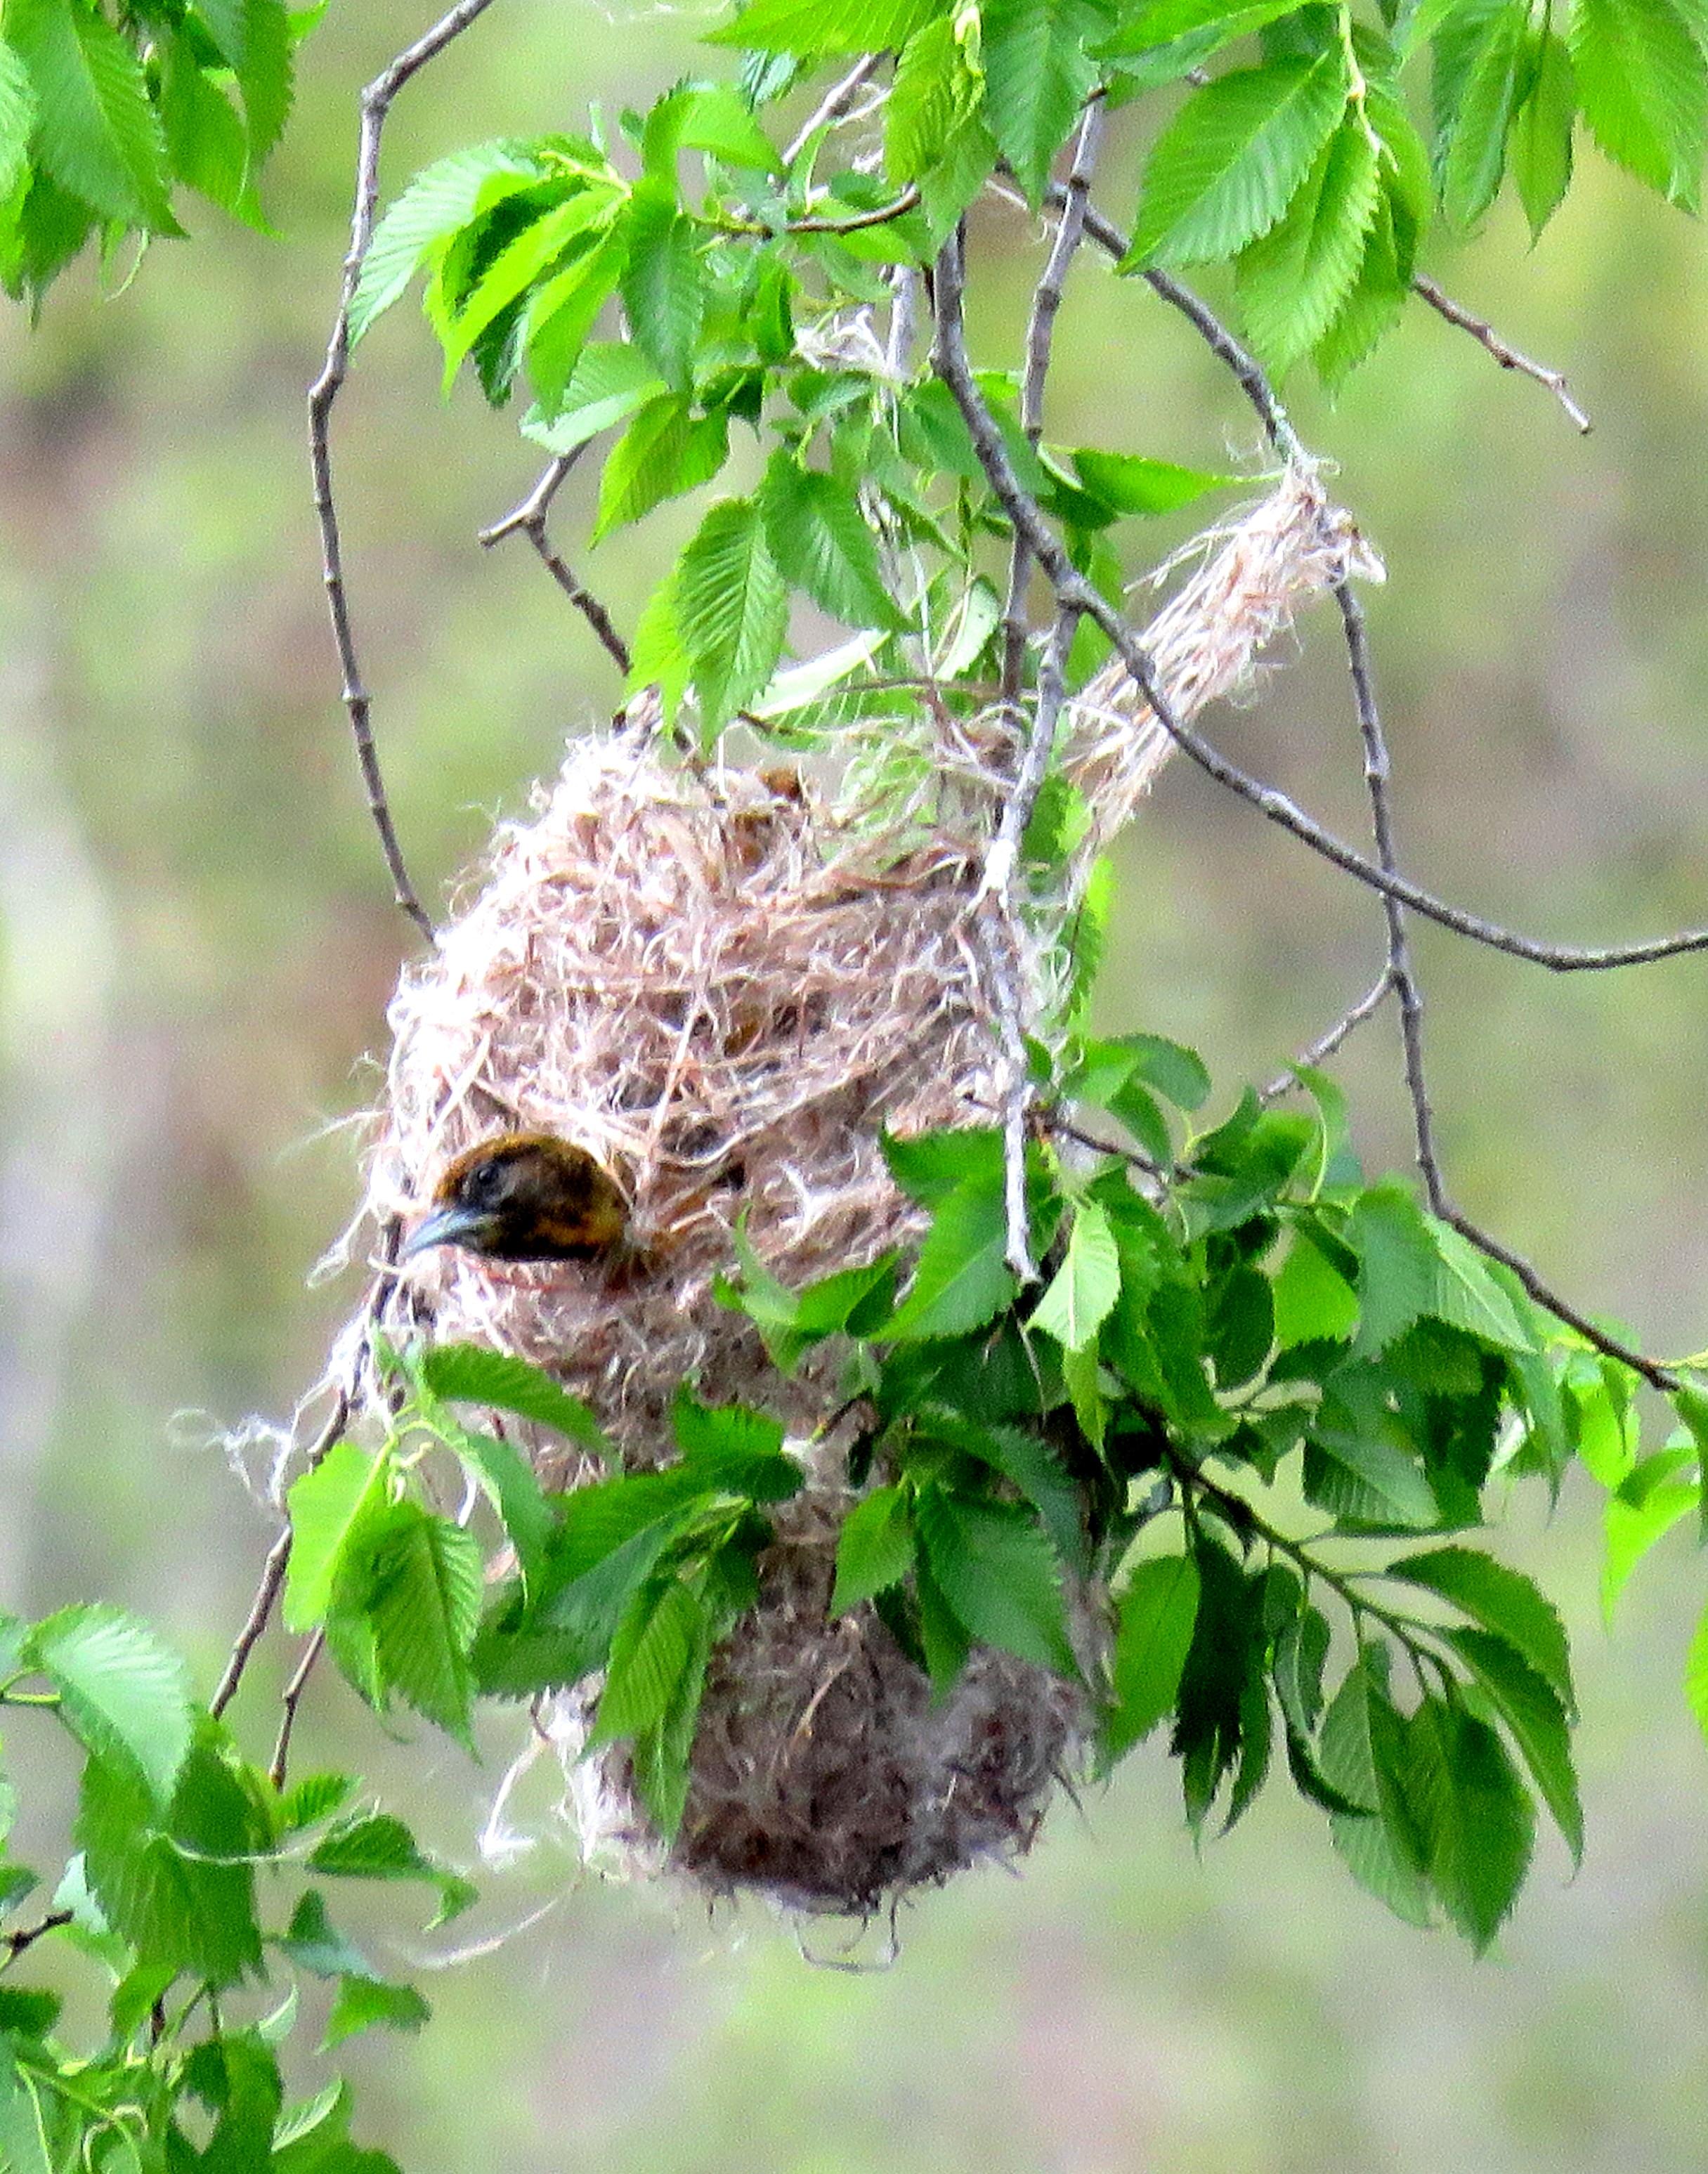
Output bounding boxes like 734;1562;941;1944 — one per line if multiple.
4;6;1708;2168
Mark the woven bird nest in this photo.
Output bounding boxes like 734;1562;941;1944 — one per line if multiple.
351;463;1376;1914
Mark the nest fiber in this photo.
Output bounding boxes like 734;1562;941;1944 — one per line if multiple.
353;463;1372;1913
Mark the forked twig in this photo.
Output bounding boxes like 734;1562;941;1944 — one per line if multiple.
308;0;505;945
480;449;632;674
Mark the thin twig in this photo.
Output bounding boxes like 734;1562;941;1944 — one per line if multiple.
1260;968;1397;1102
1;1909;72;1968
1003;108;1103;703
479;448;632;674
1412;274;1592;435
929;237;1708;976
784;53;883;168
270;1632;326;1790
308;0;504;946
722;184;923;237
209;1389;353;1719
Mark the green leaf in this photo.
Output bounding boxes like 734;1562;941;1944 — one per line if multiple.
417;1341;606;1452
982;0;1104;207
306;1813;438;1881
832;1484;916;1612
594;394;729;541
322;1974;431;2050
1407;1695;1534;1951
161;39;250;220
915;1488;1076;1674
1273;1228;1359;1346
1237;112;1380;375
360;1506;483;1737
644;82;781;174
1310;1386;1440;1527
1030;1200;1120;1352
1390;1545;1574;1712
1104;1551;1199;1759
7;0;176;228
350;143;539;343
27;1607;192;1807
1271;1601;1331;1738
886;13;980;183
885;1177;1018;1341
440;187;618;388
0;41;40;200
0;2048;49;2174
1348;1180;1435;1355
1319;1655;1434;1927
1126;52;1349;266
759;453;906;630
526;339;665;448
711;0;946;53
191;0;292;166
1445;1627;1582;1862
882;1124;1004;1206
278;1888;370;1980
285;1440;392;1633
620;184;705;393
440;1428;552;1589
670;1388;799;1498
1569;0;1707;207
1312;187;1408;389
593;1579;703;1741
1066;450;1237;519
1602;1446;1697;1621
1512;25;1576;235
675;495;790;730
1440;0;1530;228
1101;0;1312;59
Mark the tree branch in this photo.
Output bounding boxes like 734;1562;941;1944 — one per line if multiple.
1260;968;1397;1102
308;0;505;947
1004;108;1102;703
784;53;884;168
930;235;1708;975
1412;274;1592;435
478;449;632;674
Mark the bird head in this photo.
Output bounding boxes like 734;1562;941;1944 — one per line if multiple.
401;1133;629;1264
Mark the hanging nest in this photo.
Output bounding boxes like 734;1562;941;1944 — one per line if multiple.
348;462;1378;1915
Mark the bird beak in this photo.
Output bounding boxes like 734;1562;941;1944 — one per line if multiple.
400;1204;493;1260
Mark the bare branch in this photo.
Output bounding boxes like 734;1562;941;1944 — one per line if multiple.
479;449;632;675
930;237;1708;975
270;1631;326;1790
1004;107;1103;703
1412;274;1592;435
2;1910;72;1968
785;53;884;168
308;0;505;946
1260;968;1396;1102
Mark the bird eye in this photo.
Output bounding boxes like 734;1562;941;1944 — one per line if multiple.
462;1157;504;1204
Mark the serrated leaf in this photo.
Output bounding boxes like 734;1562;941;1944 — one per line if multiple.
1570;0;1707;207
1237;112;1380;375
593;1579;703;1740
1440;0;1529;227
306;1812;436;1882
0;41;39;200
885;1177;1018;1341
1312;187;1407;390
711;0;946;53
676;495;790;731
1348;1180;1434;1355
1445;1627;1582;1862
527;338;666;448
1602;1447;1697;1621
1408;1695;1534;1951
887;13;979;182
759;453;906;630
915;1488;1076;1674
594;394;729;542
882;1124;1004;1206
1067;450;1237;518
28;1607;192;1807
192;0;292;167
8;0;176;228
439;186;617;386
1310;1391;1439;1527
1512;25;1575;235
1391;1545;1574;1712
285;1440;393;1633
982;0;1103;206
1104;1551;1199;1759
620;184;705;393
644;82;781;175
322;1974;431;2050
362;1507;483;1738
1031;1199;1121;1352
1272;1602;1331;1738
351;143;539;344
1319;1655;1435;1925
277;1771;356;1833
1126;52;1349;266
278;1888;370;1980
417;1342;606;1452
832;1484;916;1612
670;1388;799;1498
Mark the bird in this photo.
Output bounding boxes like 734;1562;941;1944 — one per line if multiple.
400;1133;630;1264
